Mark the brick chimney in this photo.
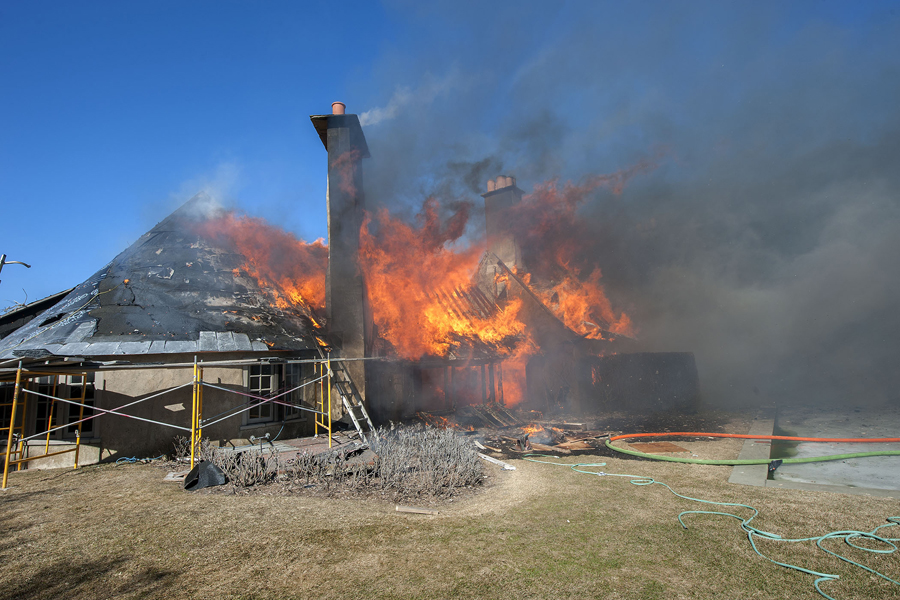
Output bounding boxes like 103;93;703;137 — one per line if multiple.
482;175;523;270
310;103;371;399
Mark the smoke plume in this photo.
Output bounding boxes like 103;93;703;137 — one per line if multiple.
353;2;900;409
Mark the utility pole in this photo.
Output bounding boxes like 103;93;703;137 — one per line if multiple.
0;254;31;284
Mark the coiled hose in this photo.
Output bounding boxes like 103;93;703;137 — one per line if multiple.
522;454;899;600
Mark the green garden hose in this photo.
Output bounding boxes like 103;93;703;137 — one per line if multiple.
521;454;899;600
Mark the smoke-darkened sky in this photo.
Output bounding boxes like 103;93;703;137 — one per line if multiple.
2;1;898;407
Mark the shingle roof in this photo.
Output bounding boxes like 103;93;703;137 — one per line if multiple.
0;194;319;360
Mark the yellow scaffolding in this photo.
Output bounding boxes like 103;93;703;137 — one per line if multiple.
313;355;333;448
186;354;336;464
43;377;59;455
2;352;337;487
2;363;85;489
190;359;204;468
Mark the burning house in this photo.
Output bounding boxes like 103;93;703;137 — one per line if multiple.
1;102;699;471
360;170;701;422
312;103;700;423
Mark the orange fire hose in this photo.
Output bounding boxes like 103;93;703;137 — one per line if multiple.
605;432;900;465
609;432;900;443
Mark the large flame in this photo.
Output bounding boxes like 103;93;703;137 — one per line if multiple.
359;197;527;359
195;213;327;313
535;269;633;338
503;172;648;338
355;164;650;405
189;162;650;408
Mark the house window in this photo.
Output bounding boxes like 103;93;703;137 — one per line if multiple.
245;363;312;426
247;364;277;424
5;374;97;441
0;383;15;432
65;373;95;437
282;363;307;421
33;376;58;437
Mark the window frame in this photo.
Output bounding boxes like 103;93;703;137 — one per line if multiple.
16;373;98;441
63;373;95;438
282;363;309;422
245;364;278;425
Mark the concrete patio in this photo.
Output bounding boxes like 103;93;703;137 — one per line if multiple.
729;405;900;499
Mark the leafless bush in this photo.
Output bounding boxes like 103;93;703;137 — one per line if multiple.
171;425;483;499
368;425;483;498
277;445;374;493
215;447;279;488
172;436;191;461
172;436;217;462
172;436;278;488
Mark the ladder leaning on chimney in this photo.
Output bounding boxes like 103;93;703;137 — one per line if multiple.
315;345;375;443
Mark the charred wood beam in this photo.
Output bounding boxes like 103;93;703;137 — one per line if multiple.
488;362;496;403
481;364;487;404
467;286;498;318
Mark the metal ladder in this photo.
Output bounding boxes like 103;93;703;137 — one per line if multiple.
317;346;375;442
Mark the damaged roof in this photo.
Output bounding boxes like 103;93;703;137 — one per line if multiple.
474;253;634;353
0;193;319;360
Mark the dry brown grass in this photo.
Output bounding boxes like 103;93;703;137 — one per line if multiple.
1;412;898;600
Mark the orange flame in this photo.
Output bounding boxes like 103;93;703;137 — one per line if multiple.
185;161;650;411
501;174;646;338
195;212;327;315
537;269;633;337
498;354;529;407
359;199;527;360
417;412;472;430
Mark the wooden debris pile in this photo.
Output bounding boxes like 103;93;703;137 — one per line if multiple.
416;404;611;458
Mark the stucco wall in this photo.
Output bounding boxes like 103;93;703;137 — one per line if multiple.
96;364;317;459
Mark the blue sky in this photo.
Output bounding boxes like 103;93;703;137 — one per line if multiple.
0;0;892;303
2;1;899;405
1;1;393;303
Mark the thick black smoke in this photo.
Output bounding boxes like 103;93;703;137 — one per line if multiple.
354;2;900;409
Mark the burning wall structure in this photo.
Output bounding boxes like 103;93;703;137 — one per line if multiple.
307;103;700;422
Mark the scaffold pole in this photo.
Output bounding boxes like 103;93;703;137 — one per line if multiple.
190;356;198;469
327;353;332;448
73;373;87;469
2;362;23;489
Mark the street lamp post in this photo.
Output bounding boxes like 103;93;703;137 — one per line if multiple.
0;254;31;285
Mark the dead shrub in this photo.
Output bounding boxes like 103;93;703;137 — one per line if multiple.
277;445;375;493
172;425;483;499
171;436;191;461
172;436;278;488
368;425;483;498
215;447;279;488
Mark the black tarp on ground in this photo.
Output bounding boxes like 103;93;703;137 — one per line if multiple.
183;460;226;491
